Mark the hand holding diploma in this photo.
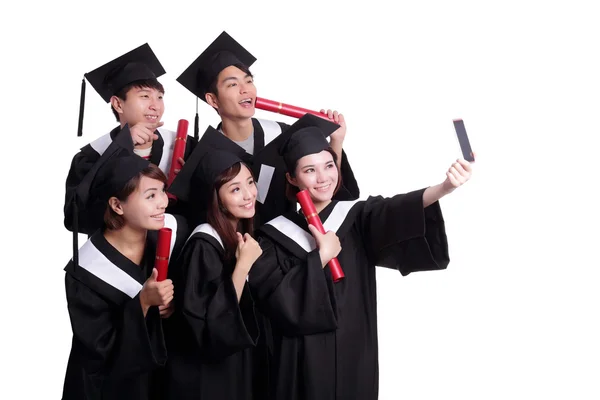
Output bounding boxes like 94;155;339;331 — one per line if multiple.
154;227;174;318
140;268;174;317
297;189;345;282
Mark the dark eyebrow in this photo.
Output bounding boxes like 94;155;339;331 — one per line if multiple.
227;180;241;187
221;76;240;83
143;187;159;193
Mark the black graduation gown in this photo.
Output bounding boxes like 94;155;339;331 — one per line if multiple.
163;224;261;400
63;234;162;400
249;188;450;400
62;214;187;400
208;118;360;225
64;126;197;234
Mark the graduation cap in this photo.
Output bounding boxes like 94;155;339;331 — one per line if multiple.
70;125;148;266
168;125;244;213
276;113;341;173
176;31;256;140
77;43;166;137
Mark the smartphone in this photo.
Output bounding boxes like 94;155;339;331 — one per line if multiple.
453;119;475;162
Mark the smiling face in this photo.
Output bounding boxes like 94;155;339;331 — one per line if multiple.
109;175;168;231
217;163;258;220
287;150;339;205
205;65;256;120
110;85;164;127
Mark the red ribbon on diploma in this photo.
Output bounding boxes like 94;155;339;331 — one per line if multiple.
296;189;344;282
155;228;172;282
167;119;189;201
255;97;330;121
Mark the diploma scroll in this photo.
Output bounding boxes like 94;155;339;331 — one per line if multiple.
167;119;189;200
155;228;172;282
255;97;330;121
296;189;344;282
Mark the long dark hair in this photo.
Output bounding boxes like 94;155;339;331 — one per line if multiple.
207;162;255;259
285;147;343;202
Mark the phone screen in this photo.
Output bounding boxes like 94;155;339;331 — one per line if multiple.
453;119;475;162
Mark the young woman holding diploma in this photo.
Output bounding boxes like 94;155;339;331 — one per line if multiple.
163;128;267;400
62;126;187;400
249;114;475;400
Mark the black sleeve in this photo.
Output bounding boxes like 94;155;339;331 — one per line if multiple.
358;189;450;275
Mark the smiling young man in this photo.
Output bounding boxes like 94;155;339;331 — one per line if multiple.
176;31;359;225
65;44;197;234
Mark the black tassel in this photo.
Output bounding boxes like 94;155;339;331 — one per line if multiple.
72;201;79;266
77;78;86;137
194;97;199;141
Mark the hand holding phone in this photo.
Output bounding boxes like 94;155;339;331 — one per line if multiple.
453;119;475;162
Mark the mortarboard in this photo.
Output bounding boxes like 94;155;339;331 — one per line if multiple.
276;114;341;173
168;126;244;214
77;43;166;137
177;31;256;101
176;31;256;140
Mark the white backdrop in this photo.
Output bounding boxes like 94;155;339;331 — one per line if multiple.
2;0;599;398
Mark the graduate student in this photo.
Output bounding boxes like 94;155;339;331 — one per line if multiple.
62;126;187;400
176;31;359;224
162;129;265;399
65;43;196;234
248;114;474;400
